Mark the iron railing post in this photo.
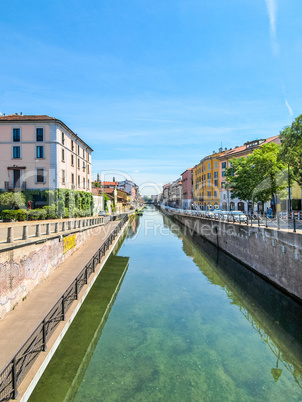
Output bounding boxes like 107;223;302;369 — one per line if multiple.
42;320;47;352
75;279;78;300
12;357;19;400
293;216;296;233
62;296;65;321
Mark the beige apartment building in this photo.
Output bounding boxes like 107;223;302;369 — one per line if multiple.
0;114;92;192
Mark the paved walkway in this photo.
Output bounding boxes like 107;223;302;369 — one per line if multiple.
0;220;120;371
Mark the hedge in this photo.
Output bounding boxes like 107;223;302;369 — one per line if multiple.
2;209;29;221
28;209;47;221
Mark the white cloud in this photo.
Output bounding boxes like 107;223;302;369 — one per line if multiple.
265;0;279;56
285;99;293;116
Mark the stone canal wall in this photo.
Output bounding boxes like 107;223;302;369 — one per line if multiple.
163;209;302;301
0;224;104;319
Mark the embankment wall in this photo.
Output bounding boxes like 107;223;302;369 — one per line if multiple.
166;210;302;301
0;226;102;319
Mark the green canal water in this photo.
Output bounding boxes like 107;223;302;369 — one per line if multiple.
30;206;302;401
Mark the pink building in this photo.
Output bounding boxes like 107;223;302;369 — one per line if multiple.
0;114;93;192
181;168;193;209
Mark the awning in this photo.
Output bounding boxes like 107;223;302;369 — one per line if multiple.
7;166;26;170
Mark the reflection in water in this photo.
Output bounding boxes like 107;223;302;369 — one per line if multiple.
127;215;141;239
163;213;302;388
29;254;130;402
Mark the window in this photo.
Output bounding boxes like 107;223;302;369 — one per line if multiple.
208;180;210;187
78;145;80;155
36;146;44;159
36;128;44;142
207;191;211;197
71;173;74;184
13;146;20;159
214;171;218;178
62;149;65;161
83;161;86;170
62;170;65;185
83;149;85;159
208;163;210;170
62;132;65;145
71;140;74;151
36;168;45;183
13;128;20;142
222;161;226;169
214;161;217;168
214;179;218;187
207;173;211;179
222;170;226;177
71;154;74;166
214;191;217;198
83;177;86;188
78;158;80;169
78;175;81;187
221;181;225;188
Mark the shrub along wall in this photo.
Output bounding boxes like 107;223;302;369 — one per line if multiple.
1;189;94;221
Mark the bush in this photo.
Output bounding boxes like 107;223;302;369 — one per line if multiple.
2;210;17;221
16;209;29;221
43;205;57;219
28;209;47;220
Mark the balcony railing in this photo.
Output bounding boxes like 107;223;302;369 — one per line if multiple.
4;181;26;190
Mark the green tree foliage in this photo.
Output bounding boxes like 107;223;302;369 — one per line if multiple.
226;143;287;209
0;192;26;210
279;114;302;186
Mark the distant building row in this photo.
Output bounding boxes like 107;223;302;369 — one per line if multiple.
159;135;297;213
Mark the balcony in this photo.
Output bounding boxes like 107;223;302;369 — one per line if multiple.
4;181;27;190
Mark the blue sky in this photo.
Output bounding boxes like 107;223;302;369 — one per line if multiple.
1;0;302;195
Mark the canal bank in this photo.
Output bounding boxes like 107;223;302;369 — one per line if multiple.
29;206;302;401
0;215;131;401
160;206;302;302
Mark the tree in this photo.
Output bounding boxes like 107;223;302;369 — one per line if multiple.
226;156;258;205
226;143;286;211
0;192;26;210
279;114;302;186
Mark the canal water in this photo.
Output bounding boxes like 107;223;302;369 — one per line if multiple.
30;206;302;401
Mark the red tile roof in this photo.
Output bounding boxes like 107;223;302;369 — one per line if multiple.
0;114;56;121
0;114;93;151
220;135;280;158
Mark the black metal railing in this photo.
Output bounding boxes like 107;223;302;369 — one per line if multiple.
0;215;128;401
162;206;302;233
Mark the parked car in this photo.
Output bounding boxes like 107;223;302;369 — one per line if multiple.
213;209;224;220
98;210;108;216
227;211;247;223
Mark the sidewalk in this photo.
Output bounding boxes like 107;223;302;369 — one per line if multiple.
0;220;120;372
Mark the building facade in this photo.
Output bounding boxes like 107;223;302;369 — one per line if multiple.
162;183;171;205
181;168;193;209
170;178;182;207
193;152;221;210
218;136;281;212
0;114;92;192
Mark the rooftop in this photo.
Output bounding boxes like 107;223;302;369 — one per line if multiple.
0;114;93;151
